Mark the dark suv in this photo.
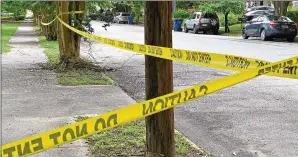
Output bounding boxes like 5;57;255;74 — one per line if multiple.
184;12;219;35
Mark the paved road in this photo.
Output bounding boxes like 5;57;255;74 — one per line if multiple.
81;21;298;157
91;21;298;62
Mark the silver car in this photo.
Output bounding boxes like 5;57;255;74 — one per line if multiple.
113;12;131;24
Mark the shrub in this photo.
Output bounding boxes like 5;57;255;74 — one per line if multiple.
218;13;241;26
88;13;98;20
173;9;190;19
14;15;25;21
287;10;298;23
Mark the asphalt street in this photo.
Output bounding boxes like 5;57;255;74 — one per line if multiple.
81;21;298;157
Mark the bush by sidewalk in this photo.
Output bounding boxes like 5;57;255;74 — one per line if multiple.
287;9;298;24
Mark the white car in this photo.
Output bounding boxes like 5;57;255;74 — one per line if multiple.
113;12;131;24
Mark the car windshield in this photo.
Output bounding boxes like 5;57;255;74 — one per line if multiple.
121;13;130;16
267;15;293;22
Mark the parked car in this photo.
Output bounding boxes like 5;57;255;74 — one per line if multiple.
184;12;219;35
245;10;275;22
245;6;274;13
113;12;131;24
1;11;14;16
242;15;297;42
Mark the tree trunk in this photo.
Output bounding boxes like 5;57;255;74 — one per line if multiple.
144;1;174;157
224;11;230;33
56;1;85;64
280;1;290;16
272;1;290;16
136;14;140;24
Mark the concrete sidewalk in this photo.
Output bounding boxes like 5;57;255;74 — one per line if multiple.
1;19;135;156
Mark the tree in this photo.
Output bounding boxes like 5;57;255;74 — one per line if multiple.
176;1;202;10
111;1;131;13
144;1;174;157
128;1;144;23
271;1;290;16
31;1;57;41
56;1;86;64
199;0;244;33
86;1;112;14
1;1;30;20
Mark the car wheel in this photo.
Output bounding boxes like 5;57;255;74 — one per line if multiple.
212;29;219;35
184;24;188;33
260;29;268;41
287;37;295;42
242;29;249;39
193;25;199;34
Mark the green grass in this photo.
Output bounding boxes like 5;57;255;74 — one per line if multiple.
219;23;242;37
38;36;60;64
57;70;113;86
76;116;212;157
1;23;20;53
181;19;187;29
36;27;113;86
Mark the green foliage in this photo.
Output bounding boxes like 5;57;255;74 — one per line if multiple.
1;1;31;20
287;9;298;23
176;1;203;10
86;1;113;14
198;0;244;15
218;13;241;26
111;1;131;13
173;9;190;19
128;1;143;23
198;0;244;33
1;23;20;53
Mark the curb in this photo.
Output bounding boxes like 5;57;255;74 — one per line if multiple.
174;130;214;157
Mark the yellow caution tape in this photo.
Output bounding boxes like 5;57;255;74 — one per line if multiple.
3;11;296;157
60;13;298;79
40;11;298;79
1;56;297;157
40;11;85;26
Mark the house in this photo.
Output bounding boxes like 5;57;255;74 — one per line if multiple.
246;0;270;8
293;1;298;7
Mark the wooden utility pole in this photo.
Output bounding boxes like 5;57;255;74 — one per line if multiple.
144;1;174;157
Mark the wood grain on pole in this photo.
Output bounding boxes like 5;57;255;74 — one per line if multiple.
144;1;174;157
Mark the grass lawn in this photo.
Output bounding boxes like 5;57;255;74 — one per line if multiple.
76;116;213;157
35;26;113;86
219;23;243;37
1;23;20;53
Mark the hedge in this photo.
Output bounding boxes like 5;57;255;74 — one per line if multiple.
173;9;189;19
287;9;298;23
218;13;241;26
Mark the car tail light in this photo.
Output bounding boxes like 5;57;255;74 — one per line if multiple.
269;23;277;27
292;23;297;28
